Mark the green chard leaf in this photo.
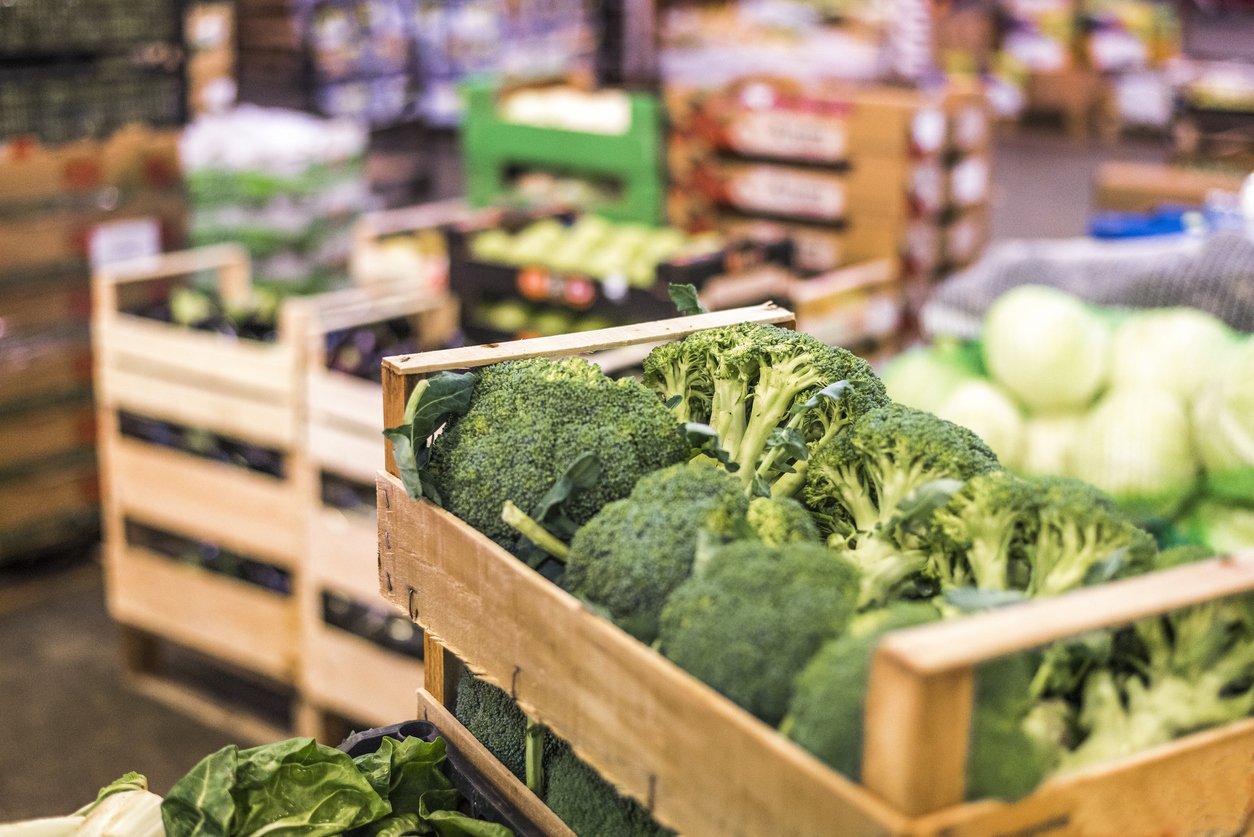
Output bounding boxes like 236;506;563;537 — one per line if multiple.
76;772;150;816
161;745;238;837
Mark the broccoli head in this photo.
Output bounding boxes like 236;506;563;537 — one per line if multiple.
643;323;887;498
745;495;822;546
784;602;940;779
543;740;673;837
1025;477;1156;597
562;461;748;643
453;670;528;782
965;654;1057;801
428;357;689;547
802;404;1001;607
657;540;861;724
804;403;1000;539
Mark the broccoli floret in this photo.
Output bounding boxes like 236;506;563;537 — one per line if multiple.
1026;477;1156;597
543;740;673;837
784;602;940;779
657;541;861;724
1152;543;1215;568
561;461;748;643
804;405;999;607
429;357;689;547
745;495;822;546
1055;591;1254;775
804;404;1000;538
932;470;1041;591
643;323;887;498
453;671;528;782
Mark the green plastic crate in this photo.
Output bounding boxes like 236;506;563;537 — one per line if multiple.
460;82;666;226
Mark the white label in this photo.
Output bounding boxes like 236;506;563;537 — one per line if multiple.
911;109;946;154
89;218;161;268
728;111;848;162
726;166;846;221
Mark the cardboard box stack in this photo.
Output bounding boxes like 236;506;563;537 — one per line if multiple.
666;79;992;329
0;127;186;564
185;2;237;117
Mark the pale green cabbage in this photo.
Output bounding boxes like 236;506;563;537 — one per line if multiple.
937;380;1026;468
983;285;1111;412
1110;307;1238;400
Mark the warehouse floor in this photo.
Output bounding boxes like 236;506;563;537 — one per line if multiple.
0;127;1171;820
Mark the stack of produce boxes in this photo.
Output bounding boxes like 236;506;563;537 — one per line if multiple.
667;79;990;349
181;106;369;292
0;0;184;143
0;128;184;565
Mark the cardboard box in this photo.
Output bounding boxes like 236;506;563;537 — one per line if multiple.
0;127;181;207
1093;161;1249;212
0;192;186;276
667;80;950;166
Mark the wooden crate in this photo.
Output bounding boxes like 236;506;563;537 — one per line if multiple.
350;198;465;290
296;284;457;728
375;306;1254;837
93;245;306;701
0;396;96;474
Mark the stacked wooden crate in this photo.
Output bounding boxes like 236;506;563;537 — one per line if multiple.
296;284;457;736
94;243;462;738
375;307;1254;837
0;127;184;565
94;245;308;732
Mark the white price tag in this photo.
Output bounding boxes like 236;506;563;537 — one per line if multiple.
89;218;161;268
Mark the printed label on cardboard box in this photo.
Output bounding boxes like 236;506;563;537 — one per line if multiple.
910;108;947;155
953;105;989;150
724;165;846;221
725;110;848;162
88;218;162;268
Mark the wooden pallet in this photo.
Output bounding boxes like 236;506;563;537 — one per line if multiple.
295;285;457;728
93;245;307;700
376;305;1254;837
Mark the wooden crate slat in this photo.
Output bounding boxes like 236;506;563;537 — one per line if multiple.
415;687;577;837
381;303;795;377
912;716;1254;836
879;552;1254;676
101;315;297;402
107;545;296;682
308;373;381;438
111;437;301;566
308;506;381;604
302;622;424;728
101;365;297;449
376;474;907;837
308;422;380;486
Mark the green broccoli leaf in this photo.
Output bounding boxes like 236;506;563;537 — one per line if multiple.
683;422;740;473
385;371;478;502
667;283;708;316
530;453;603;541
792;379;853;415
763;427;809;475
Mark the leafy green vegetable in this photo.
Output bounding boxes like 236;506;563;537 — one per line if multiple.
667;283;707;317
384;372;479;503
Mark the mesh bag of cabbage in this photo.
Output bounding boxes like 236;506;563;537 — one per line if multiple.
923;233;1254;338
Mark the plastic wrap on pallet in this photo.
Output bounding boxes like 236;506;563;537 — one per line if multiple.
922;232;1254;338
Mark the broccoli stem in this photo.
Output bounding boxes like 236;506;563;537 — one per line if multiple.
767;413;850;499
501;501;570;562
848;535;929;609
709;377;749;462
524;719;546;795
